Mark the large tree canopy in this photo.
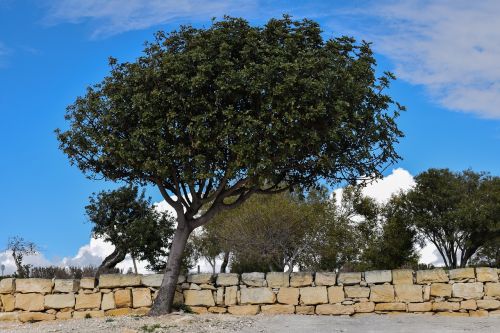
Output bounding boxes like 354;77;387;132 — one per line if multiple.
56;16;403;314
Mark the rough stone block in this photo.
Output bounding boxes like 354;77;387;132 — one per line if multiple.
189;306;208;314
208;306;227;313
452;282;483;299
101;292;115;311
432;301;460;312
354;301;375;313
374;302;406;311
277;287;299;305
469;310;489;318
98;274;141;288
327;286;345;303
435;312;469;317
408;302;432;312
240;287;275;304
365;270;392;284
337;272;361;285
315;272;336;286
416;269;448;284
105;308;132;316
79;277;95;289
54;279;79;293
296;305;315;314
141;274;163;287
55;311;73;320
227;305;260;315
216;287;224;305
430;283;452;297
460;299;477;310
299;286;328;305
476;299;500;310
316;304;354;315
370;285;394;303
290;272;313;287
18;312;55;322
15;293;44;311
0;312;19;321
261;304;295;314
449;268;475;280
395;285;423;303
0;278;15;294
114;289;132;308
1;294;15;312
266;272;289;288
344;286;370;298
485;283;500;297
184;290;215;306
216;273;239;286
15;279;52;293
224;286;238;306
73;310;104;319
476;267;499;282
44;294;75;309
132;288;151;308
75;292;101;310
241;272;266;287
392;270;413;285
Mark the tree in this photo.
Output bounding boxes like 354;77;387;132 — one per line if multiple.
7;236;38;278
56;16;403;314
403;169;500;268
86;186;175;275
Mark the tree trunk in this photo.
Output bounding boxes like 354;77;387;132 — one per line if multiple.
132;255;138;274
220;251;230;273
96;248;126;277
149;224;191;315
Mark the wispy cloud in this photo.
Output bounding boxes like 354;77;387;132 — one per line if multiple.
45;0;257;38
336;0;500;119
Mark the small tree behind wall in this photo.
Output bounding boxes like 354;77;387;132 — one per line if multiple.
56;16;404;315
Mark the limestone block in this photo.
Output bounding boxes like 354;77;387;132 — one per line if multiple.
299;286;328;305
0;278;15;294
224;286;238;306
99;274;141;288
449;268;475;280
15;279;52;293
266;272;289;288
114;289;132;308
1;294;15;312
208;306;227;313
476;299;500;310
0;312;19;321
296;305;315;314
370;285;394;303
101;292;115;310
190;306;208;314
80;277;95;289
184;290;215;306
432;301;460;312
365;270;392;284
240;287;275;304
452;282;483;299
16;293;44;311
374;302;406;311
315;272;336;286
430;283;452;297
18;312;55;322
54;279;79;293
141;274;163;287
485;283;500;297
316;304;354;315
395;285;423;303
132;288;151;308
189;283;201;290
344;286;370;298
241;273;266;287
216;273;239;286
460;299;477;310
408;302;432;312
174;291;184;304
476;267;499;282
290;272;313;287
261;304;295;314
56;311;72;320
105;308;132;316
327;286;345;303
216;287;224;305
392;270;413;285
73;310;104;319
435;312;469;317
469;310;489;318
337;272;361;285
227;305;260;315
416;269;448;284
277;287;299;305
44;293;75;309
354;301;375;313
75;292;102;310
423;285;431;301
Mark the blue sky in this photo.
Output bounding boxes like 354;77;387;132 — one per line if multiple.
1;0;499;265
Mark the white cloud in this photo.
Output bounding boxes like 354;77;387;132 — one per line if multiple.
45;0;257;38
346;0;500;119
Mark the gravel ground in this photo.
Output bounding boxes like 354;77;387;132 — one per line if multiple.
0;313;499;333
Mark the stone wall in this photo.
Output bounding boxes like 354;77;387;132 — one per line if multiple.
0;267;499;322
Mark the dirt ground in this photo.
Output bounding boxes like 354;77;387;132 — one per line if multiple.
0;313;499;333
